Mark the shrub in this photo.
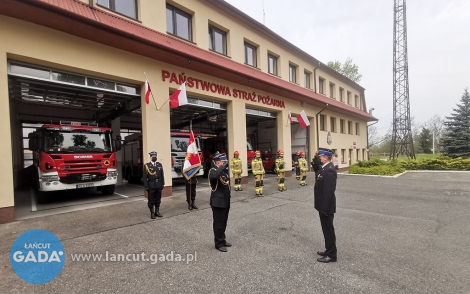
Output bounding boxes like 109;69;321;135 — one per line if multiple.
349;164;405;176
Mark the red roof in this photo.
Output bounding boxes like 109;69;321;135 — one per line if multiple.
1;0;377;121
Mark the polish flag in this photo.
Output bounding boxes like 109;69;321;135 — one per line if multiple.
170;82;188;108
296;110;310;129
145;78;152;105
182;131;202;180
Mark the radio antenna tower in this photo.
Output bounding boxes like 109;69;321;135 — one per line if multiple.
391;0;415;159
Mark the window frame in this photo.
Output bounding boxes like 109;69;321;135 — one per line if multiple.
347;91;352;105
289;63;297;83
319;77;325;94
340;119;345;134
268;54;278;75
355;122;360;135
208;25;227;55
339;87;344;102
304;71;311;89
244;42;257;67
97;0;138;19
348;120;353;135
166;4;193;41
329;82;335;99
330;117;336;132
319;114;326;131
355;95;359;108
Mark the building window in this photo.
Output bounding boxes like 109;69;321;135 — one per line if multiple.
347;91;352;105
363;149;366;160
339;87;344;102
348;121;353;135
244;43;257;67
268;54;278;75
289;64;297;83
97;0;137;19
319;77;325;94
166;4;192;41
340;119;345;133
355;122;360;135
329;82;335;99
319;114;326;131
356;149;360;162
304;71;311;89
355;95;359;108
330;117;336;132
341;149;346;164
208;25;227;55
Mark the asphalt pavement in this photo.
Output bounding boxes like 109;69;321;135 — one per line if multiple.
1;171;469;293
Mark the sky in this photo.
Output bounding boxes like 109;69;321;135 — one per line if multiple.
224;0;470;135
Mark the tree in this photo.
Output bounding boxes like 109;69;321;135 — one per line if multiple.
425;115;444;152
441;89;470;158
327;57;362;83
418;127;432;154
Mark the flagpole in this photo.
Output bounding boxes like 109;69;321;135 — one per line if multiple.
144;72;158;110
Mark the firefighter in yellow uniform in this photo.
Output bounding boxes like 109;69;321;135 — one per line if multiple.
252;150;265;196
299;152;308;186
231;151;243;191
275;149;287;192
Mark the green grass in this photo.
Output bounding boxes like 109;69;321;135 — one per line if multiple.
369;153;441;160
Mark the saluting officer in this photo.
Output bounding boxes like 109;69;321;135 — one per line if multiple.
231;151;243;191
252;150;265;196
294;150;301;180
298;152;308;186
275;149;287;192
143;151;165;219
209;152;232;252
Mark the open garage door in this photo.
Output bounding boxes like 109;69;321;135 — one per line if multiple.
8;61;143;217
246;107;277;173
290;113;310;164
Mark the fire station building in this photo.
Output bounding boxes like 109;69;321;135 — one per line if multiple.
0;0;376;223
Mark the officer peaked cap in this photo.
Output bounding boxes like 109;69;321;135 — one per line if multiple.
213;152;227;161
318;150;333;157
149;151;157;157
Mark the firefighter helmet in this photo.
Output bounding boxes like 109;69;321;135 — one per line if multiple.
255;150;261;157
234;151;239;156
300;152;305;157
296;150;300;155
277;149;284;156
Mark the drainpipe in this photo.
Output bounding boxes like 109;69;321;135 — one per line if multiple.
315;104;329;152
313;62;320;93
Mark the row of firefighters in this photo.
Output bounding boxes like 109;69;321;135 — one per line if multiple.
231;150;309;196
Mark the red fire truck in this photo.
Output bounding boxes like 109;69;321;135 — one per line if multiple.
122;130;204;182
27;121;122;203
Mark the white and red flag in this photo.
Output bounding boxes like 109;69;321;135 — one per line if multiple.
296;110;310;129
144;78;152;105
170;82;188;108
182;130;202;180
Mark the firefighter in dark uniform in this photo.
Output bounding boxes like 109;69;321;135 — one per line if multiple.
143;151;164;219
209;152;232;252
294;150;301;180
311;150;322;181
186;176;198;211
314;149;338;263
275;149;287;191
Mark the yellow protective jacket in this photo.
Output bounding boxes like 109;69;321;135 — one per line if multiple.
251;158;265;175
275;158;285;173
230;158;243;174
299;158;308;172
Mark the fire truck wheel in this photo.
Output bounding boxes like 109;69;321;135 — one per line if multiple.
101;185;115;196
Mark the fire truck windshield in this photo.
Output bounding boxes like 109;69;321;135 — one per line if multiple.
43;130;112;153
171;136;201;152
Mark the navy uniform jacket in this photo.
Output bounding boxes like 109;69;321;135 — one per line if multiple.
143;162;165;189
209;163;231;208
314;162;337;214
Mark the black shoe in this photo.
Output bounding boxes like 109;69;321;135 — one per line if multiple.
317;251;327;256
188;202;193;210
192;203;198;209
224;242;232;247
317;256;337;263
155;209;163;217
216;247;227;252
150;207;155;219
